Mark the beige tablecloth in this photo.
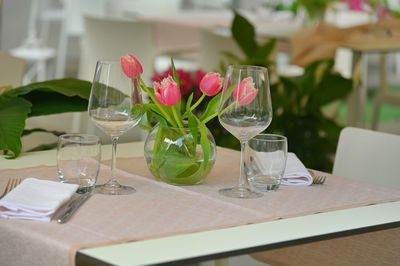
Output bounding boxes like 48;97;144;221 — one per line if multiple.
0;148;400;266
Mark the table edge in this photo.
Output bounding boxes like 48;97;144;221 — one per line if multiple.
76;200;400;266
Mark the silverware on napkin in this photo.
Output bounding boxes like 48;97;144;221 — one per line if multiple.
56;193;91;224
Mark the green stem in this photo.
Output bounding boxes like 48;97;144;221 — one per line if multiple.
202;112;218;124
182;94;206;119
172;107;184;128
172;107;187;135
203;101;236;124
190;94;206;112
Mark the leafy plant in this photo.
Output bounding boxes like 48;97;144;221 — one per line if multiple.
293;0;338;21
0;79;91;158
211;11;353;172
270;60;352;171
219;10;276;74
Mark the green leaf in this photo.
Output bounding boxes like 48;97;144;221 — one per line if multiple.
231;11;258;58
131;103;144;118
24;92;88;117
186;93;194;114
0;96;32;158
0;78;91;158
4;78;91;117
188;111;199;143
170;58;180;89
200;93;222;122
145;104;168;128
8;78;91;99
311;74;352;108
253;39;276;62
198;121;211;166
22;128;65;137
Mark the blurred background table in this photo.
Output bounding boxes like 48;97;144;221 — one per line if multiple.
341;33;400;129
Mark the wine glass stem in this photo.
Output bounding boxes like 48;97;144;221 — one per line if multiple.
238;140;249;188
109;135;119;186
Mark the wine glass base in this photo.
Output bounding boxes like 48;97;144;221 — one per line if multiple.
219;187;263;199
95;183;136;195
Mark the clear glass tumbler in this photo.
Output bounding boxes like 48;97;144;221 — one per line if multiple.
57;133;101;193
246;134;287;192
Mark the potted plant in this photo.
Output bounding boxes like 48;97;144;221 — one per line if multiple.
0;79;91;158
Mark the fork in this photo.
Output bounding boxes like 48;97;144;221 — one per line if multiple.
309;170;327;185
0;178;22;199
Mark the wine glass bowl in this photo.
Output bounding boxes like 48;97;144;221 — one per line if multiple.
88;60;142;195
218;65;272;198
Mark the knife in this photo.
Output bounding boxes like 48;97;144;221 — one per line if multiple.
57;193;91;224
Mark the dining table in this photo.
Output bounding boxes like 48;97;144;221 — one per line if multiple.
340;31;400;128
0;141;400;266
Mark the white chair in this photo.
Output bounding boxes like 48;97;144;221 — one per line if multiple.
333;126;400;189
78;15;156;83
9;0;56;84
0;52;26;88
78;15;155;143
55;0;107;78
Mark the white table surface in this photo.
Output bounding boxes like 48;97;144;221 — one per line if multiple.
1;142;399;266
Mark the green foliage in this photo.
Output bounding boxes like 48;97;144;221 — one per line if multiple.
218;11;276;73
0;78;91;158
211;11;353;172
270;60;352;171
293;0;337;20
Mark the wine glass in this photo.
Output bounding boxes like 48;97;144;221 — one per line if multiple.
218;65;272;198
88;60;142;195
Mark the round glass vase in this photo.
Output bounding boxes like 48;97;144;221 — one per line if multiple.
144;124;217;185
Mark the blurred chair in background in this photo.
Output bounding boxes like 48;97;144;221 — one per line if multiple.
9;0;56;84
55;0;107;78
0;51;26;88
78;15;156;83
78;15;156;143
333;126;400;189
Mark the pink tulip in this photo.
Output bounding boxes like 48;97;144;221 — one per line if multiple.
233;77;258;106
199;72;223;96
346;0;365;11
120;54;143;78
154;76;181;106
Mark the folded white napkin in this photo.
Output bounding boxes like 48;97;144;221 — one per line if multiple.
282;153;313;186
0;178;78;222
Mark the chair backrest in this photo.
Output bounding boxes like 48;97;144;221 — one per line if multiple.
78;15;153;143
78;15;157;84
0;52;26;87
333;127;400;189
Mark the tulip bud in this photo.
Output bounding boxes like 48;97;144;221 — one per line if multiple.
199;72;223;96
120;54;143;78
154;76;181;106
233;77;258;106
